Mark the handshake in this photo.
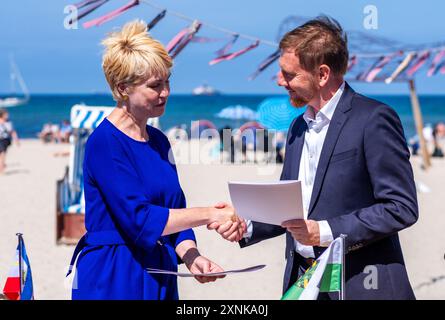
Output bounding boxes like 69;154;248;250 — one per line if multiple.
206;202;247;243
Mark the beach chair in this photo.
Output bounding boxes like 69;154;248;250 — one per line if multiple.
56;104;159;244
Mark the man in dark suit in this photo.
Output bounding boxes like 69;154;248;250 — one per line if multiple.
210;16;418;300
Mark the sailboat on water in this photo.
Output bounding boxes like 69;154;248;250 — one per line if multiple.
0;55;30;107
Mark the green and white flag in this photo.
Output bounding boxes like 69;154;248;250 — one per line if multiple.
281;236;344;300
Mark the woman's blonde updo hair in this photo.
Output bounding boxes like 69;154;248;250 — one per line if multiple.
101;20;173;101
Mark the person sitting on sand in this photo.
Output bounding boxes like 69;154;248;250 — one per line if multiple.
59;119;72;143
38;123;53;143
67;20;246;300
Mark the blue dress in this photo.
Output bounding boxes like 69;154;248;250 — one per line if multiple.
69;118;195;300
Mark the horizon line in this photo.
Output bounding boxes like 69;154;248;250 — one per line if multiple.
2;92;445;96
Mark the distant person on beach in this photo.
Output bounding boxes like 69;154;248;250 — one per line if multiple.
50;123;60;142
0;108;20;174
432;122;445;157
67;20;246;300
38;122;54;143
210;16;418;300
59;119;72;143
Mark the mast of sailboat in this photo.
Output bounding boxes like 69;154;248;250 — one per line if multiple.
9;54;30;101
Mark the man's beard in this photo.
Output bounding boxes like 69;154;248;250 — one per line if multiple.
289;90;313;108
289;95;309;108
288;81;318;108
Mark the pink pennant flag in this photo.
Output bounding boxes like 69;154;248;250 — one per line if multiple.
356;57;382;81
209;40;260;66
406;51;430;77
69;0;109;25
441;62;445;74
166;28;189;53
73;0;102;9
83;0;139;29
427;49;445;77
365;51;402;82
191;36;223;43
385;52;417;84
170;23;202;58
215;34;239;56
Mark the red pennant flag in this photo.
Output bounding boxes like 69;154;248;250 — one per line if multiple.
427;49;445;77
215;34;239;56
83;0;139;29
365;51;402;82
69;0;109;25
406;51;430;77
209;40;260;66
168;21;202;59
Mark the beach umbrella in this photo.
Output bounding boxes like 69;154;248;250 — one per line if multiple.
238;121;265;149
190;119;218;138
256;97;304;132
216;105;258;121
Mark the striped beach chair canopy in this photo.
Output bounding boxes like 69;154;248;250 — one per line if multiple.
70;104;114;130
70;104;160;129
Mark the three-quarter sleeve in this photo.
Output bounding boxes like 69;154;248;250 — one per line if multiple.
170;229;196;248
84;135;169;253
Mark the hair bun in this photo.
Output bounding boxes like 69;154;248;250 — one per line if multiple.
101;19;172;101
102;20;148;53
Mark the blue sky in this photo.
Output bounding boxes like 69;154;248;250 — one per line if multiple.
1;0;444;94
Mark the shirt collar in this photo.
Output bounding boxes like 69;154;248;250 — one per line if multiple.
303;81;345;127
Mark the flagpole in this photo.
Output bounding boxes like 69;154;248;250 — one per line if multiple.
16;233;23;297
340;234;347;301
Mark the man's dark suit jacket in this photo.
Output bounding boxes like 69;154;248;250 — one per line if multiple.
240;83;418;300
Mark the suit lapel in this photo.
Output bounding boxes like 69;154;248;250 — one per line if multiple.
282;116;307;181
308;83;354;216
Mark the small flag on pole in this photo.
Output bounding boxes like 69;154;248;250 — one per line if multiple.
2;234;34;300
281;236;345;300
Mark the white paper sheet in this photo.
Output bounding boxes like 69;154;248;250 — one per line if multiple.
146;264;265;277
228;180;304;225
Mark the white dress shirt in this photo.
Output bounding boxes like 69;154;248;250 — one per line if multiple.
244;82;345;258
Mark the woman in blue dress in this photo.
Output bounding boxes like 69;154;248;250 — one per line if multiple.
68;20;246;300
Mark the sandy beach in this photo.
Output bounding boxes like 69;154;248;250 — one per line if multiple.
0;139;444;300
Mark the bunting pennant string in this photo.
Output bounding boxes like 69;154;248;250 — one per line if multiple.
248;49;280;80
365;51;402;82
356;56;382;81
215;34;239;56
74;0;103;9
140;0;276;46
406;51;431;77
209;40;260;65
191;36;224;43
427;49;445;77
385;52;417;84
83;0;140;29
70;0;445;82
166;27;190;53
147;9;166;30
169;21;202;58
69;0;109;25
440;61;445;74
